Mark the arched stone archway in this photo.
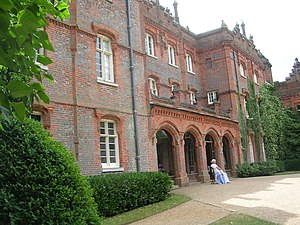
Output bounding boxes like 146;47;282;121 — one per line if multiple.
184;132;197;175
205;134;215;167
156;129;175;176
222;136;232;170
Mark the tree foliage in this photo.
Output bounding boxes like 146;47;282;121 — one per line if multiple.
0;0;70;125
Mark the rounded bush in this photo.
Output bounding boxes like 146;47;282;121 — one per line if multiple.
0;117;101;224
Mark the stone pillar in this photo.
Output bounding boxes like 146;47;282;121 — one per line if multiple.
174;134;189;186
197;136;210;182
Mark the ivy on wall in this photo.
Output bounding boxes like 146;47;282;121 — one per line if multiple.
246;78;261;161
259;84;288;160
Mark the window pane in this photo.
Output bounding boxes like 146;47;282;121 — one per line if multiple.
100;128;105;134
108;123;114;128
100;137;105;142
109;144;115;149
101;150;106;156
100;144;106;150
100;122;105;128
110;157;116;163
103;40;110;52
110;151;116;156
101;157;107;163
96;37;101;49
109;137;115;143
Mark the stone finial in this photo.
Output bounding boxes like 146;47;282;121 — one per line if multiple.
241;21;246;37
249;34;254;43
233;23;240;33
221;20;228;28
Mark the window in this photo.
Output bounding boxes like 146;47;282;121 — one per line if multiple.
149;78;158;95
189;91;196;105
168;45;176;66
297;105;300;112
100;120;119;168
207;91;219;104
244;99;249;118
96;35;114;83
145;33;155;57
186;54;193;73
240;64;246;77
205;58;212;69
254;72;258;84
31;111;43;123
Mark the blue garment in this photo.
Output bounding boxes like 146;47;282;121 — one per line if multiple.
211;164;230;184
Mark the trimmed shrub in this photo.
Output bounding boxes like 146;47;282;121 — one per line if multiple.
284;159;300;171
89;172;173;217
237;161;279;178
0;117;101;224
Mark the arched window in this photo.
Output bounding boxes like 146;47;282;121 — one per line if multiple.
189;91;196;105
145;33;155;57
186;53;193;73
239;64;246;77
254;71;258;84
149;78;158;95
96;35;114;83
167;44;176;66
100;120;120;168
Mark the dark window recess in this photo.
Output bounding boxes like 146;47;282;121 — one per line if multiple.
205;58;212;69
31;114;42;122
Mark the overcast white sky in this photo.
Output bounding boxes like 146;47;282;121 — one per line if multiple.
159;0;300;82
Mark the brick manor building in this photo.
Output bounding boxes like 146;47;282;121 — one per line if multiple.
37;0;273;185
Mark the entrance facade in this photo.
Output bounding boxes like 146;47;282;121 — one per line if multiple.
151;106;241;186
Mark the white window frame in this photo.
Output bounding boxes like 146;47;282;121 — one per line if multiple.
207;91;219;104
96;35;114;83
100;120;120;168
189;91;196;105
168;45;176;66
145;33;155;57
149;78;158;95
186;54;193;73
244;98;249;118
240;64;246;77
254;72;258;84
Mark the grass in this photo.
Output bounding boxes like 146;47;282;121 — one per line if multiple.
103;194;191;225
210;213;277;225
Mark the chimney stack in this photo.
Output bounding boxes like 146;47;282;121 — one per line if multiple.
173;0;180;24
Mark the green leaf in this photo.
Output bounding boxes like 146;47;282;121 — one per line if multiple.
0;0;14;11
0;93;10;110
31;82;44;91
11;102;26;121
37;55;53;65
18;9;40;30
37;91;50;104
0;10;10;31
7;80;32;98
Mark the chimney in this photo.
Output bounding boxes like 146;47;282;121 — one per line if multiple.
173;0;180;24
241;21;246;37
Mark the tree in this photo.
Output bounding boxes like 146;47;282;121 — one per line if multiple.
0;0;70;126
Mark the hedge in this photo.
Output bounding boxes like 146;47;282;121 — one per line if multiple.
0;117;101;224
284;159;300;171
89;172;173;217
237;161;281;178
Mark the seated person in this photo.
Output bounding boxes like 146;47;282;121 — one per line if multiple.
210;159;230;184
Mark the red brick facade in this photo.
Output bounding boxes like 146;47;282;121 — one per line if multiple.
37;0;272;185
274;58;300;112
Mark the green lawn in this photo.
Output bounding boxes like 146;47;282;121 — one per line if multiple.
210;213;277;225
103;194;191;225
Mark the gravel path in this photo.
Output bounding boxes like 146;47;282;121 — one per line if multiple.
130;173;300;225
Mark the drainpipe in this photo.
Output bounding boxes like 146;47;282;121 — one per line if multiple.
232;51;247;162
126;0;141;172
